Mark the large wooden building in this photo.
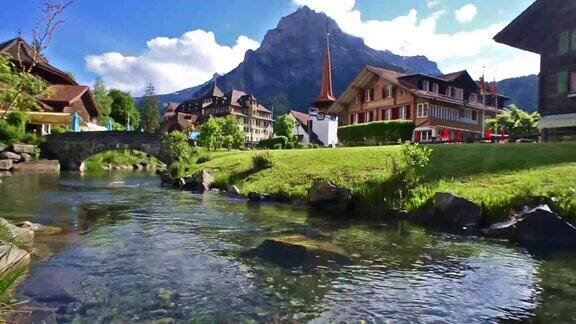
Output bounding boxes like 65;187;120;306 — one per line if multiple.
328;66;506;142
494;0;576;141
0;37;102;133
160;84;273;143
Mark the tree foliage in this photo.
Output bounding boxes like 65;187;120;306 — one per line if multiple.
0;54;47;112
273;114;296;139
198;116;245;150
0;111;27;143
109;89;140;128
139;83;160;132
162;130;193;162
93;79;112;119
486;105;540;139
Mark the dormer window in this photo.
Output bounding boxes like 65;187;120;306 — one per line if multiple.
454;88;464;100
432;83;439;94
469;93;478;103
422;80;430;92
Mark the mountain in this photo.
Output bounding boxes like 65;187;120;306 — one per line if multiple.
154;6;441;115
498;74;539;112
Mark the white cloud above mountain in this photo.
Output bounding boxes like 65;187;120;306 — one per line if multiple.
85;30;259;95
293;0;539;80
427;0;441;8
455;4;478;23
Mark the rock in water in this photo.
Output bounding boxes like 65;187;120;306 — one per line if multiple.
0;218;34;247
20;152;34;162
18;221;63;235
308;181;352;209
227;185;241;197
485;205;576;249
0;244;30;274
12;160;60;173
0;159;13;171
10;143;36;154
0;143;8;152
249;234;350;267
193;169;214;191
0;151;21;162
424;192;482;231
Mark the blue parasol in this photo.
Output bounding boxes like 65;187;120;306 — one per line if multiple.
107;119;113;131
71;112;81;132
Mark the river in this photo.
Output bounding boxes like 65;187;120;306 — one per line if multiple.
1;172;575;323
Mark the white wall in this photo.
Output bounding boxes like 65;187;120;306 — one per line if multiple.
293;123;310;145
311;116;339;147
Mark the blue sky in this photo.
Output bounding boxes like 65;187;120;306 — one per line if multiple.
0;0;538;95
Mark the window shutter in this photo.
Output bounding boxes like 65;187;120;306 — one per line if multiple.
360;90;365;103
350;114;354;124
558;71;569;95
559;31;571;55
370;111;374;122
406;106;411;119
382;87;386;99
392;107;399;120
359;113;365;123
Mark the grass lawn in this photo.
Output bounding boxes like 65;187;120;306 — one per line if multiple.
188;143;576;223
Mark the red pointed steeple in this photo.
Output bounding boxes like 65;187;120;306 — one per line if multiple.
312;34;336;112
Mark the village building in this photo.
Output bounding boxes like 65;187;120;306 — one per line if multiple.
328;66;507;142
494;0;576;141
160;84;274;143
162;102;180;121
0;37;102;134
288;110;311;145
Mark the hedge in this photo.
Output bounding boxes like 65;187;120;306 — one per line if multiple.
338;120;415;146
257;136;289;149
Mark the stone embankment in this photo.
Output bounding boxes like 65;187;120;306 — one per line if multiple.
0;143;60;175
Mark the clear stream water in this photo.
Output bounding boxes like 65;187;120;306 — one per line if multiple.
1;172;575;323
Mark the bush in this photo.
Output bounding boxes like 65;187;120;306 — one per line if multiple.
0;111;26;143
51;126;69;134
196;154;211;164
257;136;288;149
252;151;274;170
273;143;282;150
285;142;294;150
162;131;194;162
21;133;43;146
339;120;415;146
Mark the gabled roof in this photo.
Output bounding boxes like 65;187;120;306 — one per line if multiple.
202;83;224;98
493;0;553;53
165;101;180;113
437;70;468;82
0;37;77;86
290;110;309;126
37;85;101;119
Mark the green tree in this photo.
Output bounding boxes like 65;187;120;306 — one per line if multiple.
486;105;540;139
0;54;47;112
273;114;296;139
93;79;112;120
198;118;221;150
139;83;160;132
109;89;140;128
198;116;245;150
162;130;193;162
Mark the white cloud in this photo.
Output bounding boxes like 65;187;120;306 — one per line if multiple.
454;4;478;23
292;0;539;80
85;30;259;95
427;0;441;8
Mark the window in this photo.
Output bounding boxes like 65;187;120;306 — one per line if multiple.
364;112;372;123
445;86;452;97
432;83;439;94
453;88;464;100
386;84;393;98
417;103;429;118
469;93;478;103
399;106;407;119
365;89;374;102
401;88;407;96
422;80;430;92
559;30;571;55
472;110;479;122
385;109;392;120
418;130;433;142
352;113;359;124
558;71;569;95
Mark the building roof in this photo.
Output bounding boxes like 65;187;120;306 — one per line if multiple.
437;70;468;82
0;37;78;85
313;35;336;107
37;85;101;119
493;0;551;53
202;83;224;98
165;102;179;113
290;110;309;126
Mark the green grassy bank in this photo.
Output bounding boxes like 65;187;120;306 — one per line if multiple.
185;143;576;224
84;150;159;172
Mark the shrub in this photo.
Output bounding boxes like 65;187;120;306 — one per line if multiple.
0;111;26;143
196;154;211;164
257;136;288;149
252;151;274;170
162;131;193;162
285;142;294;150
51;126;69;134
295;142;304;149
338;120;415;146
21;133;43;146
273;143;282;150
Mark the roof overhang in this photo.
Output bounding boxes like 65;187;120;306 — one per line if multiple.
493;0;549;53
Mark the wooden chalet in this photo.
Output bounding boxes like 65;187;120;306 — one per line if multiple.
0;37;102;134
328;66;507;142
494;0;576;141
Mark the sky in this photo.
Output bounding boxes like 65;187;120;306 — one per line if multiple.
0;0;539;95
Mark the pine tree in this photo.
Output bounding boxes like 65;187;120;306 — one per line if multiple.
139;84;160;132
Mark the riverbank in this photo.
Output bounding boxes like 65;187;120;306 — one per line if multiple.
83;150;161;172
181;143;576;224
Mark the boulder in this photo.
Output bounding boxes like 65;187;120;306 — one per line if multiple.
20;152;34;162
227;185;242;197
173;177;186;189
248;192;271;202
193;169;214;191
0;218;34;247
308;181;352;209
419;193;482;231
12;160;60;173
0;171;12;177
10;143;36;154
484;205;576;248
133;163;144;170
0;159;13;171
18;221;63;235
160;172;172;184
0;244;30;275
0;143;8;152
0;151;21;162
249;234;350;267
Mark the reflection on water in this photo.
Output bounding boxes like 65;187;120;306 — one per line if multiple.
1;172;576;322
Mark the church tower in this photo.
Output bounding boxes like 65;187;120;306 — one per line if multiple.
311;34;336;113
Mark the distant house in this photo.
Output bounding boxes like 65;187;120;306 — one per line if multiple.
0;37;102;134
494;0;576;141
288;110;311;145
162;102;180;121
159;84;274;143
328;66;507;142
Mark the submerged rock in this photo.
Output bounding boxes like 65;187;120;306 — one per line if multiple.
308;181;352;210
18;221;63;235
12;160;60;173
249;234;350;267
0;244;31;273
484;205;576;249
416;192;482;232
247;192;271;202
0;159;13;171
0;218;34;247
227;185;242;197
